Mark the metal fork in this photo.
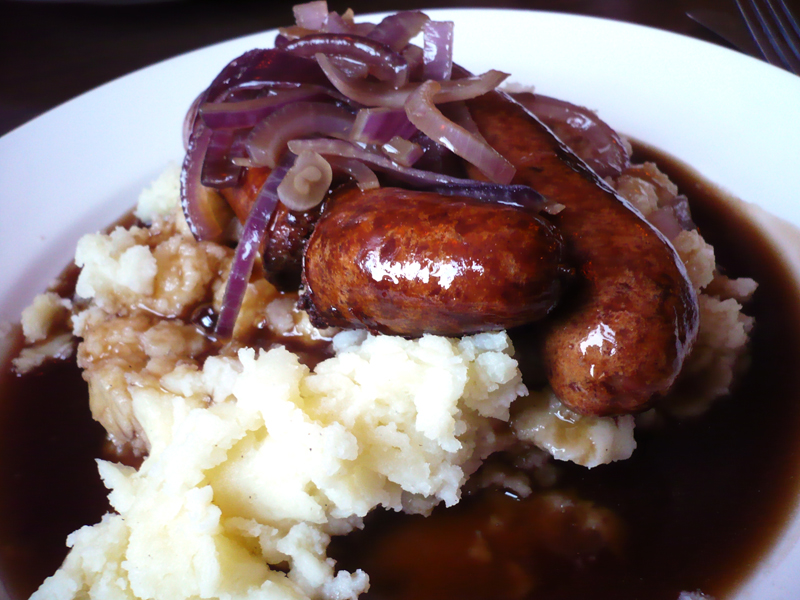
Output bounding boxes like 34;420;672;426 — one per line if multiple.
735;0;800;74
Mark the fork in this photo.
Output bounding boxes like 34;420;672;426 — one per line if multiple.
734;0;800;74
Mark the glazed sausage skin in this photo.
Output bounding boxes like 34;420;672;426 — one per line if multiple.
465;91;699;416
301;186;569;337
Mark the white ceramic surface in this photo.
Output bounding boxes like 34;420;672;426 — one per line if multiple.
1;9;800;599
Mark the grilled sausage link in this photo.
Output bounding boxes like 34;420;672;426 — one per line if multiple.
465;91;699;416
301;186;569;337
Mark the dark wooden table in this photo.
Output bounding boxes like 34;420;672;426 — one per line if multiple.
0;0;795;137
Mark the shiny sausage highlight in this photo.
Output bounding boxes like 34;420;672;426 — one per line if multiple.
301;186;569;337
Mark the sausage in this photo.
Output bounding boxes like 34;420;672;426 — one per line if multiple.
300;186;569;337
464;91;699;416
221;167;321;291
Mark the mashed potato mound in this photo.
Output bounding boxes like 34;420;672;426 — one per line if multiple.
34;329;525;600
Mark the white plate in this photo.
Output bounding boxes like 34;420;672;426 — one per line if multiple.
1;8;800;599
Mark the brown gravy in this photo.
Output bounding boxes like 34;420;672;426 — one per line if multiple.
2;145;800;599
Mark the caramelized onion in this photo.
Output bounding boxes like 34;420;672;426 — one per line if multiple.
181;126;236;242
183;92;203;151
200;84;345;130
351;107;417;144
382;136;423;167
323;9;375;36
293;0;328;30
282;34;409;87
288;138;500;188
402;44;425;81
203;49;330;103
422;21;454;81
245;101;355;168
201;129;243;188
277;150;333;210
216;155;295;339
326;156;380;190
317;54;508;108
406;81;515;184
367;11;429;51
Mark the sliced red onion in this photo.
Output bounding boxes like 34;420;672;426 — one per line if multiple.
293;0;329;30
245;101;355;168
382;136;423;167
288;139;546;211
202;49;330;103
509;92;630;178
201;129;243;188
402;44;424;81
277;150;333;211
323;9;375;36
367;11;429;52
440;100;480;135
406;80;515;184
200;85;344;130
317;54;508;108
282;34;409;87
278;25;317;40
329;56;370;79
326;156;379;190
411;132;465;177
288;138;490;187
215;155;296;339
422;21;454;81
181;125;234;242
351;107;417;144
183;91;204;151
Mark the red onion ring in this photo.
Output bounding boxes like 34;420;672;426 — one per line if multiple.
351;107;417;144
215;154;296;339
402;44;424;81
405;81;515;184
422;21;454;81
181;125;235;242
201;129;243;188
323;10;375;36
287;138;495;188
293;0;328;30
281;34;409;87
245;101;355;168
287;139;546;211
325;156;380;190
367;11;429;52
200;85;345;130
381;136;423;167
317;54;508;108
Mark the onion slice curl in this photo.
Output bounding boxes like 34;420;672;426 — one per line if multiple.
215;154;296;339
405;80;515;184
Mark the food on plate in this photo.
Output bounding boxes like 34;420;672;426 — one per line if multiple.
1;3;768;600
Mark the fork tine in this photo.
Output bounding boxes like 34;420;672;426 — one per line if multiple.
771;0;800;70
736;0;786;65
736;0;800;74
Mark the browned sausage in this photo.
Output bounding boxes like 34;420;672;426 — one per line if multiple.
220;166;321;291
465;91;699;416
300;186;569;337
